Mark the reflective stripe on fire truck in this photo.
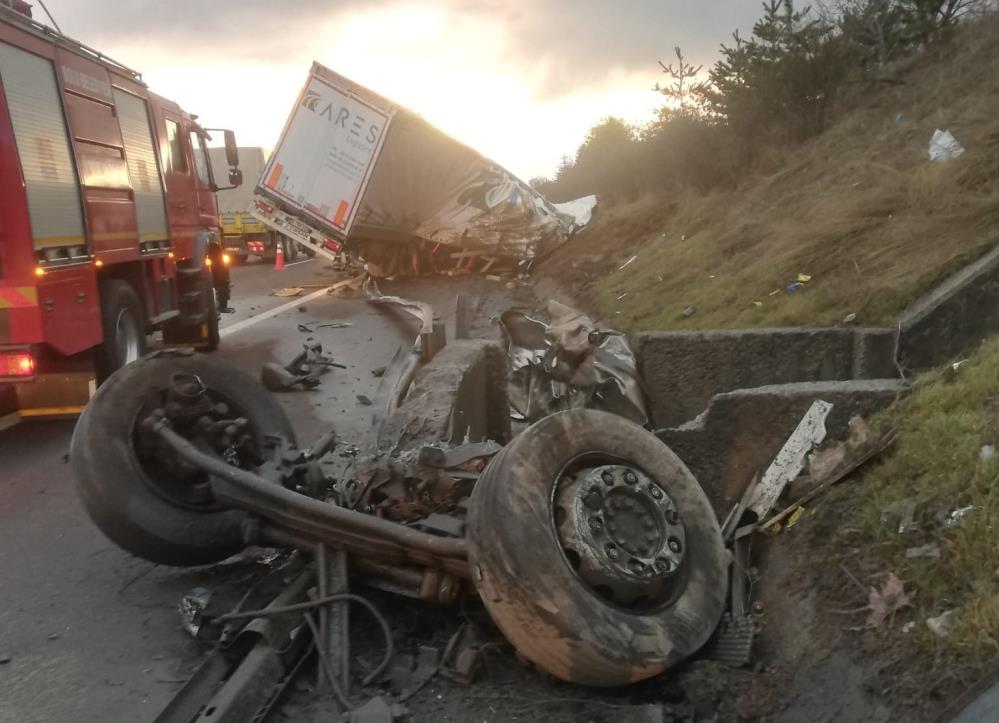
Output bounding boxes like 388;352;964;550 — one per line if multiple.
113;89;169;245
0;42;87;252
0;287;38;308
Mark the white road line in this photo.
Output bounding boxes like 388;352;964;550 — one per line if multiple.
220;286;331;339
283;258;315;268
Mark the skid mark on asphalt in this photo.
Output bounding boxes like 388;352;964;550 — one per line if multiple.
220;286;331;338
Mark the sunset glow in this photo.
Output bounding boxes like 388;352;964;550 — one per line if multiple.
44;1;760;180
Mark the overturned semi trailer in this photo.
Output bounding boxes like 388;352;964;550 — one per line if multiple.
251;62;591;272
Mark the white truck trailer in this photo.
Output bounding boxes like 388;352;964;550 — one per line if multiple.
251;62;580;274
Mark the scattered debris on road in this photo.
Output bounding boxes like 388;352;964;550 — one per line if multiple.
261;342;346;391
297;321;353;333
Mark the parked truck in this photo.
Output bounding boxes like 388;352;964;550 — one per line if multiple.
209;146;298;264
0;4;242;427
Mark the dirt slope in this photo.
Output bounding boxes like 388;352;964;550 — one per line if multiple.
543;15;999;332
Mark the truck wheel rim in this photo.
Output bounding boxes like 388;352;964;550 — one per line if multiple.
115;309;141;366
554;458;688;612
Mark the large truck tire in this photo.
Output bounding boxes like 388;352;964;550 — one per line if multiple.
71;352;296;566
95;279;147;383
467;409;727;687
163;269;220;352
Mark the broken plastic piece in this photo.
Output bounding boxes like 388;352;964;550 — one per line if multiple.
928;129;965;161
942;505;975;528
746;400;832;520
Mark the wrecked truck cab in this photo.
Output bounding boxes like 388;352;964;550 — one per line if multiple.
70;336;727;688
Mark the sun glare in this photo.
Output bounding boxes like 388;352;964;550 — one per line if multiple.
111;3;660;179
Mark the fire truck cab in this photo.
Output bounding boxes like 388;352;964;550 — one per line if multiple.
0;5;242;427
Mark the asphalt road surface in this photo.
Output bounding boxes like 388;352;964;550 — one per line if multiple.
0;256;519;723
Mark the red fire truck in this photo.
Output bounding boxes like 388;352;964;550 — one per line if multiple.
0;4;243;427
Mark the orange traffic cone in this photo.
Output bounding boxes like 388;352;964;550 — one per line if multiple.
274;242;285;271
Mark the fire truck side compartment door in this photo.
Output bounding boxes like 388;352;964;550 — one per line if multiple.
113;89;169;247
0;41;86;254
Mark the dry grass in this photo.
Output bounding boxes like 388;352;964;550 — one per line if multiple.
844;336;999;662
544;15;999;331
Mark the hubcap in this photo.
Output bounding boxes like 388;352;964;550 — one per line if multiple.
555;463;687;611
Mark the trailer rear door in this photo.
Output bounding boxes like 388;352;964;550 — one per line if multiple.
259;64;392;239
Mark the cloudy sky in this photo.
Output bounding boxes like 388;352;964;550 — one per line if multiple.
42;1;763;179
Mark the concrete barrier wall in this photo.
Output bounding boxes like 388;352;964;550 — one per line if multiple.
899;244;999;371
634;327;896;428
659;379;905;515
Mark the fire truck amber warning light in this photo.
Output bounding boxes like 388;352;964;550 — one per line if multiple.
34;266;45;277
1;352;35;377
222;253;231;265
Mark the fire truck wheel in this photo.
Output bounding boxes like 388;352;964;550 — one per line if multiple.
96;280;147;382
71;352;296;566
466;409;728;687
200;275;221;353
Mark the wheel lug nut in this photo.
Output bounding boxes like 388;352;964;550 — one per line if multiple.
606;544;619;560
668;537;682;553
656;558;672;574
589;517;603;531
650;486;663;499
625;471;638;484
601;471;614;485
